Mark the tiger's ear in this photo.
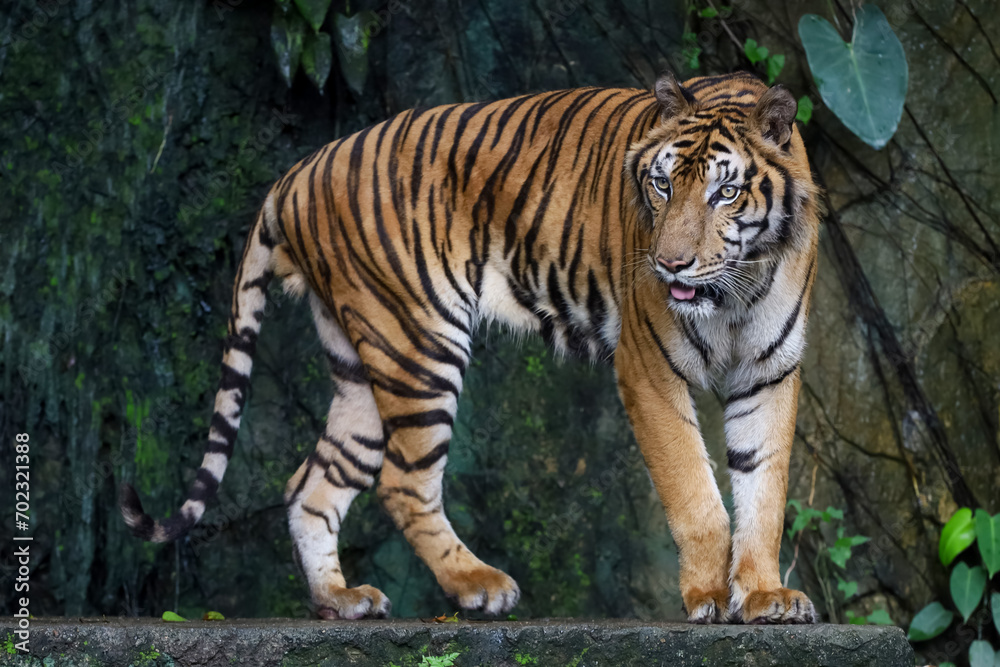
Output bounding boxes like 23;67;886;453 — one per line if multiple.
654;71;695;121
751;85;797;146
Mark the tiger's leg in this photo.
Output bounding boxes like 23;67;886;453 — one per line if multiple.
355;316;520;615
724;368;816;624
615;324;731;623
284;293;390;619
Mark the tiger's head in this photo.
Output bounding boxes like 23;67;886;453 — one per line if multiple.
626;71;817;317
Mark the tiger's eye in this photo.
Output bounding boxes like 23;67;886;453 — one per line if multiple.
653;176;671;194
719;184;739;200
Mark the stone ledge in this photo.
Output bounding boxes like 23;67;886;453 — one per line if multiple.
0;618;914;667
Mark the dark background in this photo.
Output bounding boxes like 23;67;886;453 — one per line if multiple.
0;0;997;661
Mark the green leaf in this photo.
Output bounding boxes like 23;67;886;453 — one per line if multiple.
865;608;894;625
845;610;865;625
828;543;851;568
203;611;225;621
294;0;332;32
699;7;718;18
992;592;1000;636
823;506;844;522
975;509;1000;578
968;640;995;667
906;602;954;641
333;11;376;96
939;508;977;567
836;576;858;599
161;611;187;622
939;663;957;667
797;5;908;149
828;535;866;568
796;96;813;125
766;53;785;84
949;562;986;623
302;31;333;91
271;7;307;87
744;38;768;64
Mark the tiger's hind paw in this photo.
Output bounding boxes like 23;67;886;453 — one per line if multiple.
314;584;391;620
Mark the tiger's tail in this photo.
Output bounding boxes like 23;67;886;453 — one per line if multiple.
120;191;282;543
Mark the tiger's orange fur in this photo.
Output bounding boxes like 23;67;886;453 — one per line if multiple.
121;71;822;623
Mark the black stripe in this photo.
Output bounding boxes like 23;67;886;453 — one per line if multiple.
384;440;450;472
354;435;386;450
218;363;249;392
384;409;454;433
727;364;798;404
210;412;239;448
302;505;335;534
757;259;815;362
325;457;369;491
189;468;220;502
727;449;759;473
327;353;369;384
643;316;691;384
321;434;381;476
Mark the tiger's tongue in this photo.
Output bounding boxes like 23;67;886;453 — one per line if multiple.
670;284;697;301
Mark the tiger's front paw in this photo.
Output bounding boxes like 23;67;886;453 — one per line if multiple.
730;587;816;624
439;565;520;615
682;586;730;624
314;584;392;619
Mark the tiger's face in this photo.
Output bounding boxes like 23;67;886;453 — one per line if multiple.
628;73;803;317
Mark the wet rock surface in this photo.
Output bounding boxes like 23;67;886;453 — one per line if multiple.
0;618;914;667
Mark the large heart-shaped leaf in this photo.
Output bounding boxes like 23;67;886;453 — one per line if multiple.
968;640;995;667
798;5;908;149
939;507;977;567
333;12;376;97
271;7;307;87
302;31;333;92
975;509;1000;578
294;0;332;32
950;562;986;623
906;601;954;641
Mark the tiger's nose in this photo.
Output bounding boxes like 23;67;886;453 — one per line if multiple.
657;256;694;273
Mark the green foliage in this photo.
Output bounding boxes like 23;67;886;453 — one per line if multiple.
419;653;460;667
797;5;907;149
976;509;1000;578
302;31;333;90
294;0;333;32
681;30;701;70
269;0;372;94
969;640;997;667
795;96;813;125
908;507;1000;664
907;601;954;641
785;500;883;623
845;608;893;625
161;611;187;622
333;11;377;96
949;562;986;623
271;7;306;87
940;507;976;567
743;38;784;84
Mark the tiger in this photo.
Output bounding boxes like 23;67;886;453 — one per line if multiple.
120;69;822;624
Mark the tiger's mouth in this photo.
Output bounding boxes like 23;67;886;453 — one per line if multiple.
666;280;723;305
